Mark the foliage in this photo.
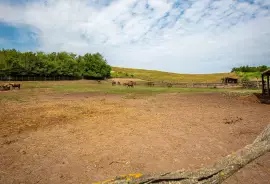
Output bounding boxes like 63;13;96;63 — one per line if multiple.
232;65;269;81
236;71;261;80
0;49;111;79
232;65;269;73
241;75;250;83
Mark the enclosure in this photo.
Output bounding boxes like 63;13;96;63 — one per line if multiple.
0;81;269;184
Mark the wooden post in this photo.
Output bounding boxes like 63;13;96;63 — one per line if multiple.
267;75;270;96
262;74;265;95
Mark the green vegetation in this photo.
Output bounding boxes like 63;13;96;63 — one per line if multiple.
236;71;261;81
232;65;269;81
231;65;269;73
0;49;111;79
112;67;238;82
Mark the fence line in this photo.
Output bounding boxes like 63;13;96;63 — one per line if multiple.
0;76;262;89
136;81;261;89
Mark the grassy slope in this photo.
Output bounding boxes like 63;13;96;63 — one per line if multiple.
112;67;239;83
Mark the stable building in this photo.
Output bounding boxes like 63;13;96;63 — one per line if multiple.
222;77;238;84
262;69;270;96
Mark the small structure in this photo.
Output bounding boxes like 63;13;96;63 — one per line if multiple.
262;69;270;96
222;77;238;84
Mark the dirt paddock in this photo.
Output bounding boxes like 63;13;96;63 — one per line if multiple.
0;92;270;184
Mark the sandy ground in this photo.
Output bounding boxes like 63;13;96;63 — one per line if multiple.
0;92;270;184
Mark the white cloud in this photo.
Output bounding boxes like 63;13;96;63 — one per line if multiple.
0;0;270;73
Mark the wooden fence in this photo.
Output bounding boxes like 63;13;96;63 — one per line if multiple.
0;76;262;89
135;81;261;89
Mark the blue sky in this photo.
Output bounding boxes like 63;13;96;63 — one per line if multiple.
0;0;270;73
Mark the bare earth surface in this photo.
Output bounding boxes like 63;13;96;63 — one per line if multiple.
0;92;270;184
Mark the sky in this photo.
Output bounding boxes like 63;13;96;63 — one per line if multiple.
0;0;270;73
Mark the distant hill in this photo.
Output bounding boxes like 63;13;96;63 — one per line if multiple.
111;67;239;83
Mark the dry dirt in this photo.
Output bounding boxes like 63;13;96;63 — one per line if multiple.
0;92;270;184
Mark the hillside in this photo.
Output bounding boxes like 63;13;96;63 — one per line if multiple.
111;67;239;83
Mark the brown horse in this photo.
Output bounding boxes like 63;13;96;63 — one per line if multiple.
117;81;121;85
0;84;11;91
147;82;155;87
167;83;173;88
9;83;21;89
126;81;134;88
112;80;116;86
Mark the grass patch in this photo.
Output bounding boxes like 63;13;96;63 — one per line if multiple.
0;80;260;102
52;83;228;95
222;89;261;96
0;93;23;102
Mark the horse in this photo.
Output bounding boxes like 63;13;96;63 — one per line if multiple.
112;80;116;86
0;84;11;91
147;82;154;87
97;80;101;84
167;83;173;88
117;81;121;85
126;81;134;88
9;83;21;89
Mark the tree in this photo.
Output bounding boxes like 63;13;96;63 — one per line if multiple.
0;49;111;79
232;65;269;73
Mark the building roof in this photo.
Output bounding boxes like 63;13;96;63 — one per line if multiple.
262;69;270;75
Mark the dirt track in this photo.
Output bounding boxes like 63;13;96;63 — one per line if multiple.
0;92;270;184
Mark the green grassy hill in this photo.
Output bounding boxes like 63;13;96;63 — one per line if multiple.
111;67;239;83
235;71;261;81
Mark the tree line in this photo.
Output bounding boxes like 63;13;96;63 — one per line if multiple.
231;65;269;73
0;49;111;79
